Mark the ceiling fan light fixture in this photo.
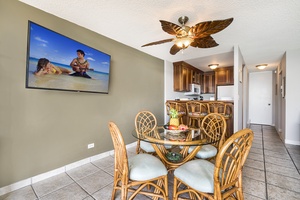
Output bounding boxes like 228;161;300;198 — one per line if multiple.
175;37;193;48
209;64;219;70
256;64;268;70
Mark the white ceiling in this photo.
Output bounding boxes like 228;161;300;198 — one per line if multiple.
20;0;300;72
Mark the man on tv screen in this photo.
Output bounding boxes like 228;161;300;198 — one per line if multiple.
70;49;94;79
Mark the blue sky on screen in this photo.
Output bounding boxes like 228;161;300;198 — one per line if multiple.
29;22;110;73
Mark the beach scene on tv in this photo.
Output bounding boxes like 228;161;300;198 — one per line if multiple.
27;22;111;93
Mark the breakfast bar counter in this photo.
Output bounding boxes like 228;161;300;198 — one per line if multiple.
166;100;234;138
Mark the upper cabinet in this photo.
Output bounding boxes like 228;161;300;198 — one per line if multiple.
215;66;234;85
202;72;215;94
173;61;203;92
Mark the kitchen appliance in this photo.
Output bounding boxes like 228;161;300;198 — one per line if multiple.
184;84;201;96
217;85;234;100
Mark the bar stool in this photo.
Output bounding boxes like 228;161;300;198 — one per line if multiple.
186;101;208;128
165;101;187;125
207;102;232;138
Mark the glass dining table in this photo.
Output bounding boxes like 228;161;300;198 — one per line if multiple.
132;126;219;171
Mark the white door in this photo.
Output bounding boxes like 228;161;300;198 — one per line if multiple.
249;71;273;125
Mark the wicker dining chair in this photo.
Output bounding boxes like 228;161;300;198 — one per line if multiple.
108;122;169;200
186;101;208;128
134;111;157;154
166;101;187;124
187;113;227;160
173;128;254;200
207;101;232;138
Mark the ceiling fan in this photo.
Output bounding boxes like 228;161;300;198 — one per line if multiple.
142;16;234;55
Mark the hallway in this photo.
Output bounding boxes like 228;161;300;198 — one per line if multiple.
1;124;299;199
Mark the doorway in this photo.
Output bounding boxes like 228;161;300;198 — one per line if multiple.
249;71;273;125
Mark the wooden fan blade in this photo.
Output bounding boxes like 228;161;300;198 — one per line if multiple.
190;36;219;48
142;38;174;47
191;18;233;38
170;44;182;55
160;20;185;36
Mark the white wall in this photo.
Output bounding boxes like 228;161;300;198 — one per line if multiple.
285;49;300;145
243;66;249;128
234;45;245;132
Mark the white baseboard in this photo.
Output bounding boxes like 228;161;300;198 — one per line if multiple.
285;139;300;145
0;142;137;196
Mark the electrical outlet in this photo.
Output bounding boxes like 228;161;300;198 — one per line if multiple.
87;143;94;149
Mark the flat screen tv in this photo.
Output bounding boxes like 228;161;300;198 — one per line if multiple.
26;21;111;94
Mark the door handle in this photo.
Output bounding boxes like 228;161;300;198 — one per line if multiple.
268;104;271;106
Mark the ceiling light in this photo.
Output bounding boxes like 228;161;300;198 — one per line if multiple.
208;64;219;70
256;64;268;70
175;37;194;49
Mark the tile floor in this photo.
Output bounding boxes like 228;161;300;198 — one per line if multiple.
1;124;299;200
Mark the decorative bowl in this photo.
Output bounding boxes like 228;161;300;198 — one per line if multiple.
166;152;183;162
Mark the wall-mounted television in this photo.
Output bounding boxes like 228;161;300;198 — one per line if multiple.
26;21;111;94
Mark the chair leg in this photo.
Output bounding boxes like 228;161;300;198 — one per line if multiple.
121;186;128;200
236;173;244;199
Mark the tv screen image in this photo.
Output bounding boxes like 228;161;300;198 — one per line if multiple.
26;21;111;94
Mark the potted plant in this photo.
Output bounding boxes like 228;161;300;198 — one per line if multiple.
169;108;179;127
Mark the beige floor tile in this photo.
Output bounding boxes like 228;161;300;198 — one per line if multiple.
264;149;290;159
243;177;266;199
286;144;300;150
92;156;114;169
252;139;263;145
266;172;300;193
263;142;285;150
39;182;89;200
0;186;37;200
243;166;265;182
244;158;265;170
291;157;300;169
252;142;263;149
264;155;295;169
92;183;152;200
264;146;288;153
67;163;100;181
83;196;95;200
288;148;300;155
32;173;74;198
267;184;300;200
244;193;265;200
250;147;264;155
248;152;264;162
76;170;113;194
265;162;300;179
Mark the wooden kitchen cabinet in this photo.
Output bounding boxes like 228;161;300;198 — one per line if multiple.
173;61;203;92
202;71;215;94
215;66;234;85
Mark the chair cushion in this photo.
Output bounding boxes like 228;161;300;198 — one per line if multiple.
141;141;172;152
189;145;217;159
174;159;215;193
140;141;156;152
129;154;168;181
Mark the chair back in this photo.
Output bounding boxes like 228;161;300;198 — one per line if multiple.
108;122;129;181
207;102;231;117
135;111;157;137
214;128;254;199
186;101;207;115
201;113;227;150
166;101;187;118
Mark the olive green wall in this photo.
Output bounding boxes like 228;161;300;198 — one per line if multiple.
0;0;164;187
